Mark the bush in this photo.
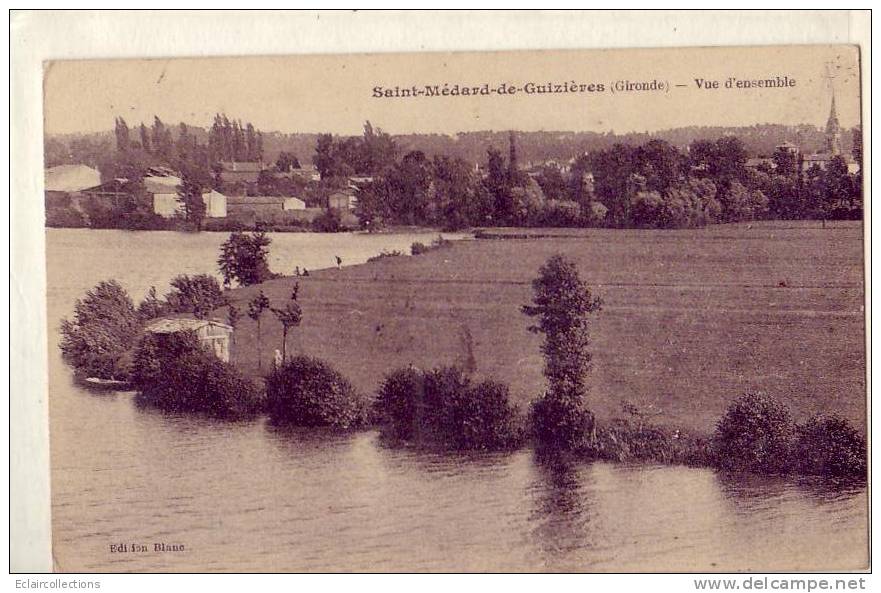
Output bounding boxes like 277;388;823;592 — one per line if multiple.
131;331;262;419
794;414;866;478
311;209;342;233
45;206;88;228
448;379;524;450
712;392;794;473
265;356;368;429
60;280;143;379
367;249;405;262
375;367;423;439
410;242;429;256
375;365;524;450
203;217;254;232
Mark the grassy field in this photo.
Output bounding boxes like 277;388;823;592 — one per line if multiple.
221;221;866;434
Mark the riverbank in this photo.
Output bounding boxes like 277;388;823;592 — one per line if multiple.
218;220;865;435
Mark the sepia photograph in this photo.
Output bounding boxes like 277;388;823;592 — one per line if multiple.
14;13;870;576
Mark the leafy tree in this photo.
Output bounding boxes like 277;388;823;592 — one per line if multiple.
429;155;479;229
164;274;227;319
588;143;638;223
361;121;397;174
522;255;602;450
851;126;862;166
59;280;142;379
772;146;798;178
388;151;433;225
635;139;684;194
764;174;801;219
275;151;301;172
217;231;274;287
177;177;207;230
271;297;302;361
484;147;514;223
568;156;597;207
824;155;857;213
507;131;521;185
718;180;768;222
248;290;271;372
534;165;568;202
313;133;336;179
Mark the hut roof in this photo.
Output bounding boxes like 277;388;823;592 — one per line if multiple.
145;318;232;334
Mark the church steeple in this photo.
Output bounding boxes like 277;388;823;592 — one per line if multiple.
825;92;842;155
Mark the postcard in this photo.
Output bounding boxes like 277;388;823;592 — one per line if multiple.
32;39;868;573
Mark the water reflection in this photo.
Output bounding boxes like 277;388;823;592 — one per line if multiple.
716;470;866;509
527;454;593;562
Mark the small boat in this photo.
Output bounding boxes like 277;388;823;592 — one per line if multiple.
81;377;131;391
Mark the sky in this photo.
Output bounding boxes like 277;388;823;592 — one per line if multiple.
43;44;862;137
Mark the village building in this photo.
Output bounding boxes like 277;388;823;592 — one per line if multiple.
283;197;306;210
72;167;227;219
745;157;775;171
45;164;102;196
152;188;228;219
327;190;357;211
219;161;268;184
44;164;102;209
144;173;184;216
347;176;373;191
226;195;319;224
145;318;233;363
286;165;321;182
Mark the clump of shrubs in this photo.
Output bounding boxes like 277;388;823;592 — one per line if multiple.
375;366;524;450
793;414;866;478
589;419;712;466
410;242;429;256
411;236;454;256
130;330;263;420
265;355;369;429
367;249;405;262
712;392;795;474
311;209;343;233
712;392;866;478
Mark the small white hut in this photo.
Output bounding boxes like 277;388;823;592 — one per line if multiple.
144;318;234;362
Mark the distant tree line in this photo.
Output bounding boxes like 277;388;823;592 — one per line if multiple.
341;128;861;229
46;122;859;176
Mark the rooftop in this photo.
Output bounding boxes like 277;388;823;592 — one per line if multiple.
145;318;233;334
45;164;101;193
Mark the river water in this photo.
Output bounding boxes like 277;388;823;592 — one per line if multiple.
46;228;868;572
